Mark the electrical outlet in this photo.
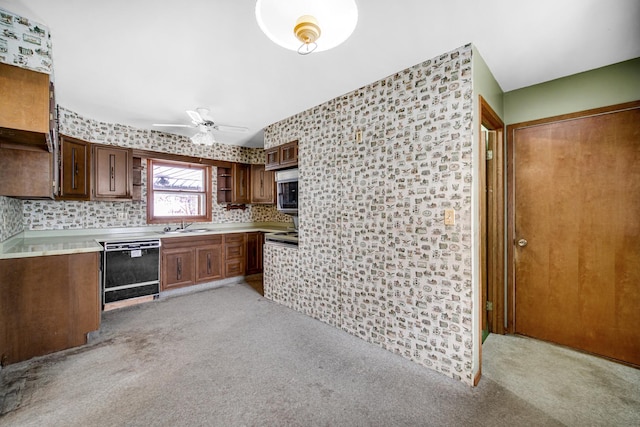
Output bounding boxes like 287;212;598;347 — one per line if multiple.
444;209;455;226
356;130;363;143
117;212;127;220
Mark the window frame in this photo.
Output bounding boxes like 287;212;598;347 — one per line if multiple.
146;158;212;224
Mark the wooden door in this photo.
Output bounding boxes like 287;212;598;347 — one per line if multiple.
60;136;90;199
509;103;640;365
264;147;279;170
246;232;264;275
231;163;250;204
196;244;223;282
250;164;275;204
279;140;298;168
161;248;195;290
93;145;132;199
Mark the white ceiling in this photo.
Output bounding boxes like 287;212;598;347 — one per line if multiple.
2;0;639;148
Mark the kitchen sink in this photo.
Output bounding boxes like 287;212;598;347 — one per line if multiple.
158;228;210;234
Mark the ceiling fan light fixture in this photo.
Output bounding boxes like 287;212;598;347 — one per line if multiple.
255;0;358;55
191;131;216;146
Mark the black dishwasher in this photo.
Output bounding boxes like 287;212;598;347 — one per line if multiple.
102;239;161;305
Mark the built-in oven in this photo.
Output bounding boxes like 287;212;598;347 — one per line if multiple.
276;168;298;215
102;239;161;305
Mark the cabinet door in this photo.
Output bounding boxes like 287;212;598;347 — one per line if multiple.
250;164;275;204
231;163;250;204
264;147;279;171
196;244;223;282
0;63;50;137
161;248;195;290
59;136;90;199
246;232;264;275
0;147;53;199
279;141;298;168
93;145;132;199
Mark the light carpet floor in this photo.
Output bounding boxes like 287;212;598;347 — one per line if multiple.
1;282;638;426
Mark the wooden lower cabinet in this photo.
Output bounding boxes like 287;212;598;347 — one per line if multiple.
161;232;264;290
161;234;223;290
196;244;223;282
162;247;196;290
0;252;100;365
224;233;246;278
246;232;264;275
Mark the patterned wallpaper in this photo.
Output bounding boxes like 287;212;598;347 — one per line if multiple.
0;7;52;74
264;44;475;384
0;196;23;241
263;243;300;310
18;107;291;231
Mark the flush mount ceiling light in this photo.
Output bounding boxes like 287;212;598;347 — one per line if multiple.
255;0;358;55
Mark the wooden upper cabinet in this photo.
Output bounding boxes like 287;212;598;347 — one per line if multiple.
279;141;298;168
265;147;279;170
0;146;54;199
264;140;298;171
59;136;91;200
231;163;250;204
250;164;275;204
0;63;51;150
93;144;133;199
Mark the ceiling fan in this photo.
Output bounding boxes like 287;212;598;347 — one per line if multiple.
153;108;248;145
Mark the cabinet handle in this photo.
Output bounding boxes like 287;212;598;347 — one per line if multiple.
109;154;116;191
71;148;78;190
207;253;211;274
177;258;182;280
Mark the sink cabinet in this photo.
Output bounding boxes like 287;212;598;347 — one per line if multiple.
162;247;196;290
161;234;224;290
196;242;224;282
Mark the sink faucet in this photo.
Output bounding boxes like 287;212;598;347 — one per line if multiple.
180;220;193;230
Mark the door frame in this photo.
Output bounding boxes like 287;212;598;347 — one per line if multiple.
479;96;506;339
505;100;640;333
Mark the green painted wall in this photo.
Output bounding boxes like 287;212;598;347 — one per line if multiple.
473;45;504;119
504;57;640;124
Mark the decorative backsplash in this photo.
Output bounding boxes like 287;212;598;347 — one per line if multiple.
18;107;291;232
264;44;475;384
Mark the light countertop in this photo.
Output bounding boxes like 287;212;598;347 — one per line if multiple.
0;223;294;259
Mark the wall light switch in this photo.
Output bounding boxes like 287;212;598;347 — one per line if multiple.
356;130;363;143
444;209;455;226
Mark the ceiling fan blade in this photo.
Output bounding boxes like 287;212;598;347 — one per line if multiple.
195;108;213;121
153;123;193;128
215;124;249;133
186;110;203;124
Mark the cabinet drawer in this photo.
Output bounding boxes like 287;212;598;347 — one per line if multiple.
225;233;245;243
225;242;245;260
225;259;245;278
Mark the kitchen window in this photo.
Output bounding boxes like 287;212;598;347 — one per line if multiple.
147;159;212;223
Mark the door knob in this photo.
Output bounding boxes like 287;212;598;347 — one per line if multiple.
517;239;528;247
